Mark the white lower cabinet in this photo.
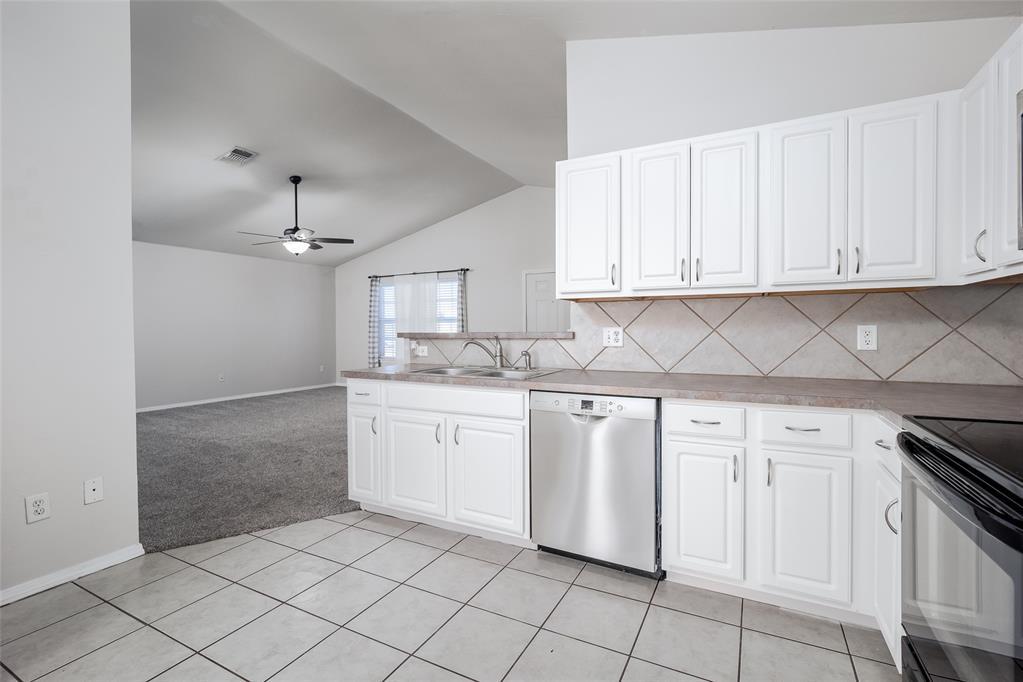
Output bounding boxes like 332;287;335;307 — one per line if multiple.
760;448;853;604
451;418;525;535
348;405;382;503
662;439;744;581
385;411;447;518
873;462;901;668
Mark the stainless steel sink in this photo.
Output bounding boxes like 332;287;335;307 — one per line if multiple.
411;366;559;380
411;367;485;376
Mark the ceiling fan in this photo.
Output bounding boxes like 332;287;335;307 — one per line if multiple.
239;175;354;255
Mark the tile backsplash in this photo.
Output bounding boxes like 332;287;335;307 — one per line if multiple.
411;284;1023;386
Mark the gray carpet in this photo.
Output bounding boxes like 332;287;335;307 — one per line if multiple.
136;386;359;552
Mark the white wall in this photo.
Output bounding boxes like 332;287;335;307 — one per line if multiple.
334;186;554;371
2;1;140;598
567;17;1021;157
133;242;336;409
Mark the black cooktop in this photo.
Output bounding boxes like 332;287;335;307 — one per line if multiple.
907;416;1023;489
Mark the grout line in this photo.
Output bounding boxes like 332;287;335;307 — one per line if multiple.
951;282;1017;330
841;624;860;682
664;326;715;374
954;328;1023;382
819;326;884;380
737;598;744;682
0;661;24;682
882;327;956;380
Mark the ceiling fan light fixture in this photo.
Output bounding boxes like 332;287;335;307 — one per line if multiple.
283;240;310;255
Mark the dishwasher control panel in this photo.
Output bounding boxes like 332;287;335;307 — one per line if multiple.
529;391;657;420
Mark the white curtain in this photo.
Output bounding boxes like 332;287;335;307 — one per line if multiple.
394;273;437;361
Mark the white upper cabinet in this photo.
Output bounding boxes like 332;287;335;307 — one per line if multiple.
766;117;848;284
624;142;691;290
556;153;621;294
691;132;758;288
961;62;997;274
848;99;937;281
994;26;1023;266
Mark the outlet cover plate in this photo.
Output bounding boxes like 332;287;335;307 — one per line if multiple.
603;327;624;347
84;477;104;505
25;493;51;523
857;325;878;351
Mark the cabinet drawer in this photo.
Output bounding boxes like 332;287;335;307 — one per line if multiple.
348;381;381;405
664;403;745;440
759;410;852;449
387;383;525;420
864;414;901;480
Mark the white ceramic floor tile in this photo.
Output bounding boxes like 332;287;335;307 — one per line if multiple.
507;550;584;583
469;568;568;625
352;539;443;582
152;584;278;651
274;628;405;681
239;552;342;601
75;553;188;600
575;564;656;602
111;567;229;622
622;657;704;681
651;582;742;625
323;510;371;525
355;514;417;536
0;584;101;645
304;527;391;565
203;605;336;682
260;519;345;550
449;536;521;565
407;552;502;602
346;586;460;653
150;655;241;681
633;605;740;682
852;656;901;682
843;624;895;665
36;627;190;682
399;524;466;550
287;567;398;626
545;586;648;654
388;657;470;681
742;600;847;652
739;629;855;682
164;535;254;565
197;538;295;581
505;629;626;682
418;606;536;682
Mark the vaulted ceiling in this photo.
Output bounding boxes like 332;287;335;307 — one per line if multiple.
131;0;1021;266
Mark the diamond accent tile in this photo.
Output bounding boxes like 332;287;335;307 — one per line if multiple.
522;340;581;369
670;333;760;376
827;293;951;378
891;332;1021;385
587;336;663;372
959;285;1023;377
785;294;863;327
770;333;878;380
683;297;745;327
561;303;616;367
599;301;651;327
627;301;710;369
909;285;1012;328
718;298;818;373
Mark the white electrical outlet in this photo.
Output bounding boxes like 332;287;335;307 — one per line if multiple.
416;345;428;357
84;477;104;505
602;327;624;347
218;373;225;382
25;493;51;523
857;325;878;351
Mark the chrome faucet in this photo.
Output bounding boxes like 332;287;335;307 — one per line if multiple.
461;336;505;368
519;349;533;370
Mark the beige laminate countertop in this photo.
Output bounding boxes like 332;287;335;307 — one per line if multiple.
341;366;1023;426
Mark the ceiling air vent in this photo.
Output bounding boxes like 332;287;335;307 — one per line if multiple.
216;146;258;166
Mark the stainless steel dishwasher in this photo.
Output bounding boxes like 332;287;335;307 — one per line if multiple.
530;391;661;577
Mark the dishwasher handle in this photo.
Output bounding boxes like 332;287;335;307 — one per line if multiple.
568;413;610;424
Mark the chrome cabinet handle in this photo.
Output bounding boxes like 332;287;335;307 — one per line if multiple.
696;258;701;282
854;246;861;274
611;263;616;286
837;248;841;276
690;419;721;425
785;426;821;432
435;423;441;444
874;439;893;451
354;392;370;397
681;258;686;282
454;424;460;445
767;457;773;487
371;416;377;435
732;454;738;483
884;498;899;535
974;229;988;263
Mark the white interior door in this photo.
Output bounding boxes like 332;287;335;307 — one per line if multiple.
524;272;569;332
960;63;997;274
767;117;848;284
691;132;757;288
556;153;621;294
848;98;937;281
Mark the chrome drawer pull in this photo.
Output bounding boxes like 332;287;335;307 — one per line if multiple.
836;248;841;276
371;416;377;435
854;246;861;274
884;498;899;535
874;439;893;451
611;263;616;286
435;423;441;444
733;454;738;483
974;229;987;263
784;426;821;432
454;424;461;445
681;258;686;282
354;392;371;397
767;458;773;487
690;419;721;425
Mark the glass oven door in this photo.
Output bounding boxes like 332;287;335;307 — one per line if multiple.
899;432;1023;681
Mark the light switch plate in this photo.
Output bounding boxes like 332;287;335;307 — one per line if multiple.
857;325;877;351
84;477;103;505
603;327;624;347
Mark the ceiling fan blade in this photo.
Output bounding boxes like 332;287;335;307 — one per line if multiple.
250;241;282;245
307;242;324;250
310;237;355;244
238;231;282;238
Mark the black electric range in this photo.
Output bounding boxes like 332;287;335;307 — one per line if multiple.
898;416;1023;681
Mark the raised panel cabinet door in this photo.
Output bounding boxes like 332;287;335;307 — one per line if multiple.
873;464;901;668
760;449;853;604
691;132;758;288
767;117;848;284
348;405;382;503
960;62;997;275
556;153;622;294
994;26;1023;266
848;98;937;281
662;440;744;581
624;142;691;290
450;419;525;535
384;411;446;518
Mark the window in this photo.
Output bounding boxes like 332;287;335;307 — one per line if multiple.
377;274;462;360
379;280;397;360
435;273;460;333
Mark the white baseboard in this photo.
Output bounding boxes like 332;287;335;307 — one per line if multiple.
136;384;337;413
1;543;144;605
